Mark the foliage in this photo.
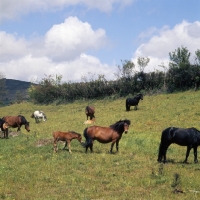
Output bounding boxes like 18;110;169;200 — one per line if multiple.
26;47;200;104
1;91;200;199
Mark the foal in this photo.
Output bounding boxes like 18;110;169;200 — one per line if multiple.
53;131;83;153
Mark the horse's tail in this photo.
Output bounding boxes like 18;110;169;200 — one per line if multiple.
82;128;92;148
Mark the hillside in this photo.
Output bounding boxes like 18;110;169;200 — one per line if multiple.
3;79;31;104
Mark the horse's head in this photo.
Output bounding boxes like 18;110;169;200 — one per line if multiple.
30;113;34;118
25;122;30;132
137;93;143;100
77;134;83;143
123;120;131;134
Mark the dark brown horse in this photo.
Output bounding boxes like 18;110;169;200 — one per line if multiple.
85;106;95;120
53;131;83;153
2;115;30;137
82;119;131;153
0;119;9;138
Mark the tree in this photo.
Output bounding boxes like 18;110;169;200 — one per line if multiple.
137;57;150;72
114;60;135;80
169;46;191;68
195;49;200;65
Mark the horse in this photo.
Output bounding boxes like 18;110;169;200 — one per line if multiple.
82;119;131;153
85;106;95;120
0;119;9;138
126;93;143;111
31;110;47;123
2;115;30;135
53;131;83;153
157;127;200;163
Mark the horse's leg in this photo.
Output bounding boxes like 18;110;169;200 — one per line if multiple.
53;139;58;152
67;141;72;153
193;146;198;163
63;141;67;150
116;140;119;152
89;143;93;153
5;128;9;139
110;142;115;153
159;144;170;163
183;146;192;163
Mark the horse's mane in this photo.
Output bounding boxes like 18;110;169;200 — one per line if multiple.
70;131;81;136
110;119;131;131
18;115;28;123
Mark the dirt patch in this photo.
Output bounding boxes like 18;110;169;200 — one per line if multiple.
35;138;53;147
0;131;20;138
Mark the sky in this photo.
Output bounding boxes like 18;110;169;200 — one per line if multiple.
0;0;200;83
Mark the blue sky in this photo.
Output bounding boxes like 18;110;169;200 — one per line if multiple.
0;0;200;82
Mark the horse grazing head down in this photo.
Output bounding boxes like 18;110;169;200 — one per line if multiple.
158;127;200;163
53;131;83;153
31;110;47;123
2;115;30;133
85;106;95;120
126;93;143;111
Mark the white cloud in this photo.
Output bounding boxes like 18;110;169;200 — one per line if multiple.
44;17;107;61
0;16;115;82
0;0;134;22
132;20;200;72
1;54;115;82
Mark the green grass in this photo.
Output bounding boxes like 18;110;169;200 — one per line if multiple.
1;91;200;199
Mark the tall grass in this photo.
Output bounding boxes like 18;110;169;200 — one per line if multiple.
0;91;200;199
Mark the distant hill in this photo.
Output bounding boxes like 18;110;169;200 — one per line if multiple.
3;79;32;104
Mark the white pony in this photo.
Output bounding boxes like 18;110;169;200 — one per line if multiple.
31;110;47;123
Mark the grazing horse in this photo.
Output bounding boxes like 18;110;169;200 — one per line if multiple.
82;119;131;153
85;106;95;120
0;119;9;138
2;115;30;134
53;131;83;153
157;127;200;163
31;110;47;123
126;93;143;111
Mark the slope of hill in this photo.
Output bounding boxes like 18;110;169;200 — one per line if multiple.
3;79;31;104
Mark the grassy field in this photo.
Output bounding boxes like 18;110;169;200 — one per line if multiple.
1;90;200;199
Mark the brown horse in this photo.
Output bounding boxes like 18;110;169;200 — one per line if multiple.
2;115;30;138
53;131;83;153
0;119;9;138
82;119;131;153
85;106;95;120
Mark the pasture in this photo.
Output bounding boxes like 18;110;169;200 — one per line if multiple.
0;91;200;199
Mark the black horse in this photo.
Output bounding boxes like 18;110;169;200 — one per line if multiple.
157;127;200;163
126;93;143;111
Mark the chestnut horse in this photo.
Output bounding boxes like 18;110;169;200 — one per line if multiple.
82;119;131;153
53;131;83;153
0;119;9;138
85;106;95;120
2;115;30;136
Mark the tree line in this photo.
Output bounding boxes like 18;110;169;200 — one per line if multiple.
1;46;200;105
